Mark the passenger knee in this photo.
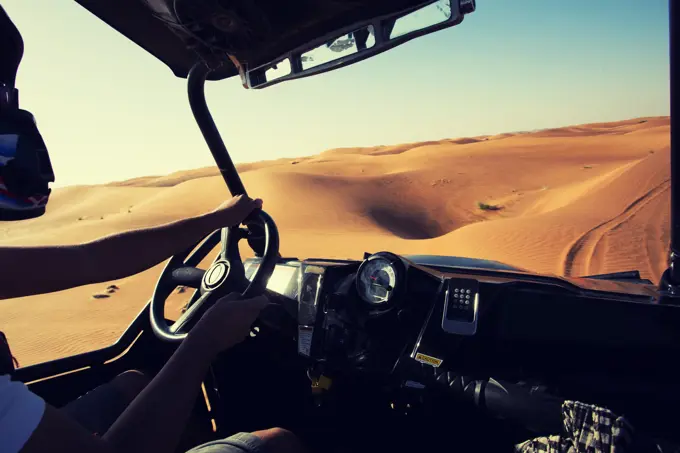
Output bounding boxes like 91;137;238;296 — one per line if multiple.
254;427;292;439
252;427;303;452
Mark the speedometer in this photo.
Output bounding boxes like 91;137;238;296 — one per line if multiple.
356;253;402;305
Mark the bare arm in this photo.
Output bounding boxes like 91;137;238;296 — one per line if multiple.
21;295;268;453
0;196;261;300
22;333;218;453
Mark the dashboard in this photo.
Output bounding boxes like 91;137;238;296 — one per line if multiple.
243;251;680;391
240;251;680;439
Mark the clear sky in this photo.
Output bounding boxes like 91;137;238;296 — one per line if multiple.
2;0;670;187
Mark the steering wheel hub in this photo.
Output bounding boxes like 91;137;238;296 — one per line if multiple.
203;260;230;290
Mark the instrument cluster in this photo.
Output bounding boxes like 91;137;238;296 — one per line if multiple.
355;252;406;306
294;252;444;377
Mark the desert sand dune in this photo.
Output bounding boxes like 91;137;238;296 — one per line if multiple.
0;116;670;366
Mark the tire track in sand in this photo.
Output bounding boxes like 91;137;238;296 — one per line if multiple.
562;179;670;277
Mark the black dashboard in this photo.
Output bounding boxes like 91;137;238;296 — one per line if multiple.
243;251;680;429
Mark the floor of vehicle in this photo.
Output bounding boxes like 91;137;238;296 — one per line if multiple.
206;329;523;453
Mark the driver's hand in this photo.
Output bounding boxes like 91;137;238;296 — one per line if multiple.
189;292;269;354
212;195;263;226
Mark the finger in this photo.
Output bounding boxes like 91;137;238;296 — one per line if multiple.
229;197;261;223
217;292;243;303
247;295;270;308
214;294;269;313
240;198;261;214
228;194;245;206
232;297;270;313
250;294;269;303
216;293;268;304
237;298;272;317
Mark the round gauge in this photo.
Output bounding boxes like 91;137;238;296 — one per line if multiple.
356;255;400;305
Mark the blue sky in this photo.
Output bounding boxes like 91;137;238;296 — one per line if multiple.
2;0;670;187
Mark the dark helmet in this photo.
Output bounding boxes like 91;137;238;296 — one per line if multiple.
0;4;54;221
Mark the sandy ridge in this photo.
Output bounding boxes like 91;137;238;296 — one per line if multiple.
562;177;670;276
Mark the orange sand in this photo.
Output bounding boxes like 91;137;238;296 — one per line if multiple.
0;116;670;366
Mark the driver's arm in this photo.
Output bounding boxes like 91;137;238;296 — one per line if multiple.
18;294;269;453
0;196;262;300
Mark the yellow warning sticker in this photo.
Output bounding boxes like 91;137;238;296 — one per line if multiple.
415;353;443;368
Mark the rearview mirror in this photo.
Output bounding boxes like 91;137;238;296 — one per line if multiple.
300;25;377;72
245;0;475;89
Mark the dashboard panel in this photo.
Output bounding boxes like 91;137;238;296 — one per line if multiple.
245;252;680;385
244;258;301;300
247;252;680;440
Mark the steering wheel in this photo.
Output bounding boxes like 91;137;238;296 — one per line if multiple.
150;210;280;342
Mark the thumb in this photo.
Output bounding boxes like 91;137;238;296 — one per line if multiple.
231;195;261;208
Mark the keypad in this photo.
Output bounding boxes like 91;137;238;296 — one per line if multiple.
445;280;478;323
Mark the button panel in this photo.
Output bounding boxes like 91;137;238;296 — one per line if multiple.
441;278;479;335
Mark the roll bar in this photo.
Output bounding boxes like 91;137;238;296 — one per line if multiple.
661;1;680;298
187;62;247;197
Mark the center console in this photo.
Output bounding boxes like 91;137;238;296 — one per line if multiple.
291;254;444;377
297;262;327;358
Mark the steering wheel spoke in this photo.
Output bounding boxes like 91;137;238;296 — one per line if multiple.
161;228;225;290
169;229;219;268
170;290;214;334
220;227;243;261
170;266;205;289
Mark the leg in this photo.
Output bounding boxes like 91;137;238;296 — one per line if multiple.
187;427;306;453
61;370;150;435
250;428;306;453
